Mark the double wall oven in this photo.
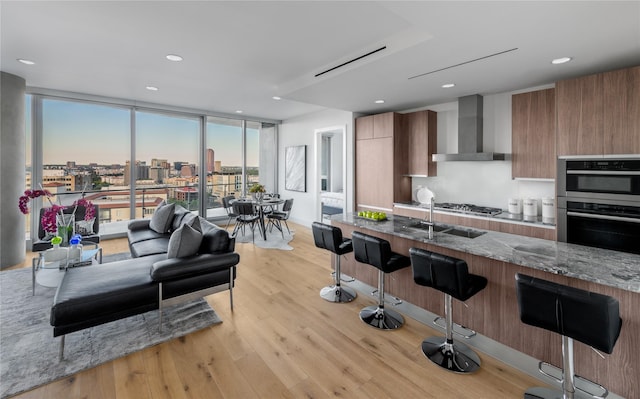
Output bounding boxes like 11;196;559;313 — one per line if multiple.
557;158;640;255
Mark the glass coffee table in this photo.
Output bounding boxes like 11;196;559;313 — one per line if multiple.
32;242;102;295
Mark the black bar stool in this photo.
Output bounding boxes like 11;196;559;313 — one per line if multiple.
515;273;622;399
311;222;357;303
409;247;487;373
351;231;410;330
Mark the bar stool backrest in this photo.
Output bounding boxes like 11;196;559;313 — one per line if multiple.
351;231;392;271
311;222;352;255
409;248;472;300
515;273;622;354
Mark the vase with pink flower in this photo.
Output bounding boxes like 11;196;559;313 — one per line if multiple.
18;187;94;246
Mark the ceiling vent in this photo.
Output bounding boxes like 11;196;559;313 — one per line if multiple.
315;46;387;77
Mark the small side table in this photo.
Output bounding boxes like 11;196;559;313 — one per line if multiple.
32;243;102;295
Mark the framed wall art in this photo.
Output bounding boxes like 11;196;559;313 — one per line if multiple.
285;145;306;192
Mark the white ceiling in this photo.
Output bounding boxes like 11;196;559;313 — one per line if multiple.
2;1;639;121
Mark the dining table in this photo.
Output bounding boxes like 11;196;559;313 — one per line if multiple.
233;197;284;240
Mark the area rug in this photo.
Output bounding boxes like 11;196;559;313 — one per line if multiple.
234;227;295;250
0;265;222;399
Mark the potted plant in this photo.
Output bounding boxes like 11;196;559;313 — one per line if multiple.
249;183;266;201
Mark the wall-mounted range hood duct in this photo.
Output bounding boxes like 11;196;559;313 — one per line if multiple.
432;94;509;162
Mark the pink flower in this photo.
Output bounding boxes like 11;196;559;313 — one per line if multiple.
73;198;95;221
41;205;65;233
18;189;52;215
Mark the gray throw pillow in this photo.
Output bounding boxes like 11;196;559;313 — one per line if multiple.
149;201;175;234
181;213;202;233
167;224;203;258
187;215;201;232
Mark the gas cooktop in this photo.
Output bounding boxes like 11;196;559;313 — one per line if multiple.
434;202;503;216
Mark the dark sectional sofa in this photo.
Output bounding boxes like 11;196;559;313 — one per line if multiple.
50;203;240;359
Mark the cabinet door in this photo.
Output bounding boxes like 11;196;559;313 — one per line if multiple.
556;74;604;156
604;66;640;154
512;88;556;178
356;137;394;210
373;112;394;138
355;115;374;140
406;110;437;176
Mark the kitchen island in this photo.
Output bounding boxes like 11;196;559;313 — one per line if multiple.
331;213;639;399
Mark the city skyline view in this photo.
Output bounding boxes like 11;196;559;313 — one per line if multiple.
32;98;260;167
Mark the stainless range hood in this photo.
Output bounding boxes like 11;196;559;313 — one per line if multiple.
432;94;509;162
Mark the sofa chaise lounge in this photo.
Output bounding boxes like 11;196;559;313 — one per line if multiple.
50;202;240;359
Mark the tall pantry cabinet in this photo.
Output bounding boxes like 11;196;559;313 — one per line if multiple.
355;112;411;211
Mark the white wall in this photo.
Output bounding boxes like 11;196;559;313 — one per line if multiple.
410;85;556;213
279;108;354;227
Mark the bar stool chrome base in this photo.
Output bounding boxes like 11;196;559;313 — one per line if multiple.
320;284;357;303
421;337;481;374
523;387;566;399
359;305;404;330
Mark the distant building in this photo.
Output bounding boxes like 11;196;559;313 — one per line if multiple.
66;161;76;168
207;149;215;174
214;160;222;173
176;186;198;206
124;160;150;185
180;164;196;177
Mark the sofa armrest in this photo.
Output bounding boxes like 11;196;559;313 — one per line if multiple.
128;219;151;231
150;252;240;282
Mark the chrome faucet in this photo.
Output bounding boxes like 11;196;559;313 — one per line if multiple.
429;197;434;239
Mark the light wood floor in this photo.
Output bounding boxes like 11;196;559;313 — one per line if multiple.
8;223;543;399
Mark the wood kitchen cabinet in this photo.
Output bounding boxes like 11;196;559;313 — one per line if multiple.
355;112;410;211
556;74;603;156
557;65;640;156
604;66;640;154
406;110;438;176
512;88;556;178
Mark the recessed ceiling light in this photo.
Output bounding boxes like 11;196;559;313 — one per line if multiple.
374;100;385;104
165;54;183;62
17;59;35;65
272;96;282;100
551;57;572;65
442;83;455;88
235;110;243;114
146;86;159;91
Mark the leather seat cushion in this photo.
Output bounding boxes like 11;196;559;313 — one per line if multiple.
51;255;164;326
127;228;169;245
130;237;171;257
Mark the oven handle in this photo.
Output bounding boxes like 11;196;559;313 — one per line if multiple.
567;211;640;224
567;170;640;175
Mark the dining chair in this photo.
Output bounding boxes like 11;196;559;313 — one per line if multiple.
266;198;293;239
231;201;259;243
222;195;238;229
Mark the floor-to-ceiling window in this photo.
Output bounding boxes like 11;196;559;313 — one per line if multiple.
40;98;130;230
26;91;278;238
135;110;200;217
205;117;243;218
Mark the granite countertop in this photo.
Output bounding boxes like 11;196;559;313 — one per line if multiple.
394;201;555;228
334;213;640;293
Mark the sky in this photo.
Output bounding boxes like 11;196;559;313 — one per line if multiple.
37;98;260;167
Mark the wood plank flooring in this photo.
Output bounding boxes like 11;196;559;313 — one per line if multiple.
8;223;543;398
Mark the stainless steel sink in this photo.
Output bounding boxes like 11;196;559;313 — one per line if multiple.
442;228;486;239
409;221;486;239
410;221;450;232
